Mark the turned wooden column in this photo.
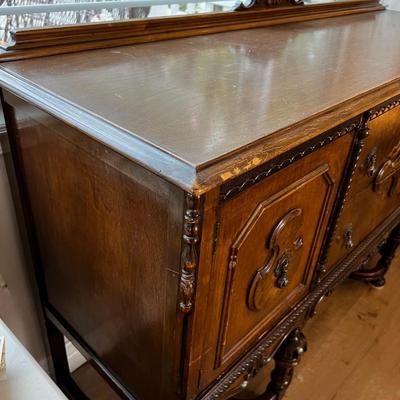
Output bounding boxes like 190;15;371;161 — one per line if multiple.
352;223;400;287
257;328;307;400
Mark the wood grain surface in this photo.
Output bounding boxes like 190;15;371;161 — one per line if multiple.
1;11;400;193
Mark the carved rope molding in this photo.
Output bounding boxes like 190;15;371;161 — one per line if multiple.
179;193;201;313
313;113;370;284
220;121;358;201
369;98;400;121
201;207;400;400
220;95;400;203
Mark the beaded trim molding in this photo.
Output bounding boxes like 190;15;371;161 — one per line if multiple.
220;121;359;201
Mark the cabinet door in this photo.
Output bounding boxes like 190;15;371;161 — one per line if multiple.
326;103;400;269
200;133;353;386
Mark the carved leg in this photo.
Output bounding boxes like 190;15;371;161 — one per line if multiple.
255;328;307;400
368;277;386;289
351;224;400;288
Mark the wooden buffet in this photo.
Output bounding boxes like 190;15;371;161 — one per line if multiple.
1;1;400;399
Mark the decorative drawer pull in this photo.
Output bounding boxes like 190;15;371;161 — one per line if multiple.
274;251;291;288
273;235;304;289
248;209;304;311
344;225;354;249
366;147;377;177
294;236;304;250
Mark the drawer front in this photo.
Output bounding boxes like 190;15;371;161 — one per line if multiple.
201;133;353;384
326;104;400;268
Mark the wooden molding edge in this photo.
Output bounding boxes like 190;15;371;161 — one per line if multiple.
0;1;383;61
1;69;400;196
195;79;400;195
219;119;359;201
0;69;198;192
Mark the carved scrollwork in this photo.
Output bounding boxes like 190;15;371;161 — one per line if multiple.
179;193;201;314
236;0;303;10
247;208;303;311
203;208;400;400
373;141;400;197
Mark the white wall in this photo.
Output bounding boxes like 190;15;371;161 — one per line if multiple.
383;0;400;11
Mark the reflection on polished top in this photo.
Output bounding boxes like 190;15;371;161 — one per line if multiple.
1;10;400;177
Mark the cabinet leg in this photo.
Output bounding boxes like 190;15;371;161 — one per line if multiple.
351;224;400;288
256;328;307;400
45;318;89;399
368;277;386;289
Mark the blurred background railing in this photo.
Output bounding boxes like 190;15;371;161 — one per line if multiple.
0;0;238;44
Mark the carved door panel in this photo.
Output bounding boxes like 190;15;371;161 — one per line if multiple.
200;134;353;387
326;102;400;269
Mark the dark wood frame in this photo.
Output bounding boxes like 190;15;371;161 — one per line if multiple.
0;0;383;61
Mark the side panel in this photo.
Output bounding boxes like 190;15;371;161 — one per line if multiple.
3;91;185;400
0;125;48;367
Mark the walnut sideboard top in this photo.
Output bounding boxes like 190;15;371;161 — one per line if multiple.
1;10;400;193
2;7;400;400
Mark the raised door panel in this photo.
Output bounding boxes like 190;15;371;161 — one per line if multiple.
326;102;400;268
200;133;353;386
215;165;331;368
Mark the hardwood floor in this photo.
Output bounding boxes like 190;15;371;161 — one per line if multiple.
285;256;400;400
72;256;400;400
